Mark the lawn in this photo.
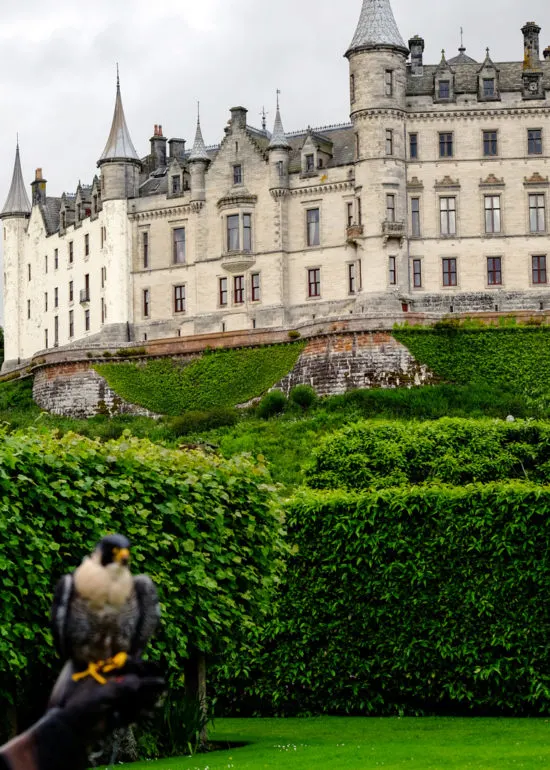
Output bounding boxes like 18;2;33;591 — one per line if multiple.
126;717;550;770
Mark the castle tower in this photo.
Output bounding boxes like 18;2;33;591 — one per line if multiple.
97;73;141;201
188;108;211;203
268;95;291;192
1;143;31;369
346;0;409;305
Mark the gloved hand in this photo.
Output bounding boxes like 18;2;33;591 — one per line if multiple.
0;660;165;770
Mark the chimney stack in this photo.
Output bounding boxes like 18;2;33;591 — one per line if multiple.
31;167;47;205
230;106;248;130
150;124;167;169
409;36;425;76
522;21;541;69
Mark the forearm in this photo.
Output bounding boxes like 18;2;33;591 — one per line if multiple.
0;711;87;770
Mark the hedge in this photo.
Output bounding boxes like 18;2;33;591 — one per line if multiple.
95;343;305;416
217;484;550;716
307;417;550;490
0;429;285;739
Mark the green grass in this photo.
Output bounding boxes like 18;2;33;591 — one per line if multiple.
124;717;550;769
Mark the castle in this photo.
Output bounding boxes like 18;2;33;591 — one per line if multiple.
2;0;550;370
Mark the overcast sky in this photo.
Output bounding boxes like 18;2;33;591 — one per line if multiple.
0;0;548;325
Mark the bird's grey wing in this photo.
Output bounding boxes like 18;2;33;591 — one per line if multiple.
130;574;161;657
50;574;75;660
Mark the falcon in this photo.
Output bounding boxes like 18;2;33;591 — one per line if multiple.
50;534;160;684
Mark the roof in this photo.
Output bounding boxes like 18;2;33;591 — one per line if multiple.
39;197;62;235
99;79;140;164
269;106;291;150
188;117;210;162
448;47;478;65
2;145;31;217
406;59;550;96
286;124;355;172
346;0;408;56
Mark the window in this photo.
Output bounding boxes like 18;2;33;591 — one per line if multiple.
413;259;422;288
442;258;457;287
409;133;418;159
308;268;321;298
355;133;360;159
84;274;90;302
44;292;48;312
54;249;58;270
483;130;498;157
251;273;261;302
347;202;354;227
243;214;252;252
69;241;73;264
483;78;495;97
174;285;186;313
54;287;59;308
348;263;357;294
487;257;502;286
101;298;106;324
233;165;243;185
439;132;453;158
76;204;81;221
385;70;393;97
84;309;90;332
173;228;186;264
44;255;48;274
227;214;240;251
411;198;421;237
93;194;98;214
357;197;362;225
440;197;457;236
533;255;547;284
101;226;106;248
485;196;501;234
305;154;315;173
27;263;31;281
438;80;450;99
171;176;181;195
27;299;31;320
386;194;396;223
44;329;48;349
306;208;320;247
528;129;543;155
101;267;106;288
61;211;66;230
143;232;149;268
69;281;74;303
69;310;74;338
350;73;355;103
143;289;150;318
84;233;90;257
54;316;59;346
219;277;228;306
385;129;393;156
389;256;397;286
234;275;245;304
529;194;546;233
276;160;284;179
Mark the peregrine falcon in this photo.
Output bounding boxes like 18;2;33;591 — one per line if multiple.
50;534;160;684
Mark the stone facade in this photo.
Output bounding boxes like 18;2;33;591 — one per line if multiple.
2;0;550;371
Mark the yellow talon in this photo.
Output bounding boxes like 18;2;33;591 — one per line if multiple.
72;661;107;685
103;652;128;673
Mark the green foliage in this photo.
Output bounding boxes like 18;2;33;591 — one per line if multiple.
287;330;301;340
307;418;550;490
256;391;288;419
96;343;304;416
168;408;239;437
116;347;148;358
0;377;36;411
0;429;285;738
289;385;317;410
218;484;550;716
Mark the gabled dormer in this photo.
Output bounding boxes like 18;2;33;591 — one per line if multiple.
74;183;92;227
434;51;455;103
167;157;186;198
90;176;102;220
301;129;334;176
59;193;76;235
477;49;500;101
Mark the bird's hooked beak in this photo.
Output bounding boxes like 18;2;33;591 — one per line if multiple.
113;547;130;567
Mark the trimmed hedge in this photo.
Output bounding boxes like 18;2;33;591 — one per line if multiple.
307;418;550;490
0;429;284;739
95;343;305;416
217;484;550;716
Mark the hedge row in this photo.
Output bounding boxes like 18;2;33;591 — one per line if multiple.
95;343;305;416
217;484;550;716
307;418;550;490
0;429;284;738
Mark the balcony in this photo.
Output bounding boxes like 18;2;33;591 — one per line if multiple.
79;289;90;304
346;224;364;243
382;220;406;244
221;250;256;273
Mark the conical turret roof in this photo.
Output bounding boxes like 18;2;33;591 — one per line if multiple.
189;113;210;163
269;100;290;150
99;74;140;164
2;144;31;218
346;0;407;57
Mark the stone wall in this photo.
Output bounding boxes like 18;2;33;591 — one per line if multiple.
276;332;434;396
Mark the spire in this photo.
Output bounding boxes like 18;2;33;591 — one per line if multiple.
99;71;140;164
2;142;31;218
269;91;290;150
189;104;210;162
346;0;408;57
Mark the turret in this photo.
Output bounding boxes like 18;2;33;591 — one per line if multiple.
1;143;31;369
97;73;141;200
188;107;210;203
268;94;290;192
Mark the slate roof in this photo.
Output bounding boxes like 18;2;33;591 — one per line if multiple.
39;197;62;235
347;0;407;55
287;124;354;173
407;59;550;96
99;80;140;163
448;48;478;65
2;145;31;217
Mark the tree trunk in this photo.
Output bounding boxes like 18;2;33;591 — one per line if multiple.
184;649;208;747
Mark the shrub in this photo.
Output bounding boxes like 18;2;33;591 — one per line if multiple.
288;330;301;340
168;408;239;437
116;347;147;358
0;378;35;410
257;390;287;419
289;385;317;410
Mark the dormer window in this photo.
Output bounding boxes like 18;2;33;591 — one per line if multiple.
61;211;66;229
76;204;81;221
171;175;181;195
483;78;495;97
305;154;315;173
93;194;98;214
438;80;450;99
233;164;243;185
